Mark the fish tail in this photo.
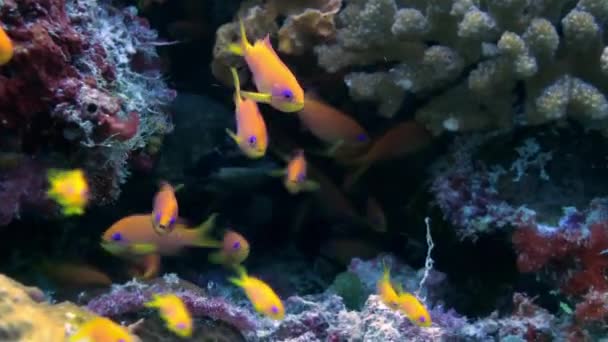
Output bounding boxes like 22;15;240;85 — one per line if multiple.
230;67;241;102
144;294;160;308
226;17;249;56
228;265;247;287
191;213;222;248
238;17;250;51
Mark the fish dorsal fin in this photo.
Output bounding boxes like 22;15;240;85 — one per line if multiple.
262;34;280;59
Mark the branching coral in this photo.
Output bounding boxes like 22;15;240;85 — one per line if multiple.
0;0;174;222
307;0;608;130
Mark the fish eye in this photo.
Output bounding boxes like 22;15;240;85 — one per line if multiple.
296;172;305;183
356;133;368;142
111;232;122;241
281;89;293;100
176;322;186;330
248;135;257;147
232;241;241;250
418;316;426;323
169;216;176;225
270;305;279;314
155;212;161;223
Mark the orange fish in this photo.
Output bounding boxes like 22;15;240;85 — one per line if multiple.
377;262;401;310
145;293;193;338
36;261;111;288
46;169;90;216
271;149;319;194
398;292;432;327
152;182;181;235
69;317;134;342
366;197;387;232
100;213;221;257
229;265;285;320
226;67;268;159
209;230;250;267
227;19;304;112
0;24;13;66
343;121;432;189
298;94;369;154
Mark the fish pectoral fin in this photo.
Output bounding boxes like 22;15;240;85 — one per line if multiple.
268;169;286;177
301;180;320;192
226;43;244;56
173;183;185;193
241;91;272;104
130;243;157;255
225;129;240;144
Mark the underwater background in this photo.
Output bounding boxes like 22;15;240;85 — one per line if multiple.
0;0;607;340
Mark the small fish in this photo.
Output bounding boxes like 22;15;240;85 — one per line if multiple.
377;262;401;310
366;197;387;232
209;230;250;267
226;67;268;159
397;292;432;327
100;213;221;257
47;169;89;216
270;149;319;194
36;261;111;288
152;182;181;235
227;18;304;112
298;94;369;154
69;317;134;342
145;293;193;338
0;24;13;66
228;265;284;320
342;121;432;189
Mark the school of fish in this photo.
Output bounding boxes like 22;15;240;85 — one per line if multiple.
14;14;435;340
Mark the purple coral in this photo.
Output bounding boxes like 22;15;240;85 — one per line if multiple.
86;275;258;332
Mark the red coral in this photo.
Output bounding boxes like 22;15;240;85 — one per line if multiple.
100;111;140;141
512;226;579;273
574;290;608;324
563;223;608;295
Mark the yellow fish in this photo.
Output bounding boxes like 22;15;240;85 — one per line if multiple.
209;230;250;267
69;317;134;342
270;149;319;194
100;213;221;257
0;23;13;66
376;262;401;310
226;67;268;159
398;292;432;327
47;169;89;216
229;265;284;320
227;18;304;112
152;182;181;235
145;293;193;338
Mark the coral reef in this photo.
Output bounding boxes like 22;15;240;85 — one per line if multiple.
431;127;608;335
0;273;104;341
210;0;608;131
310;0;608;130
0;0;175;224
86;274;258;334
